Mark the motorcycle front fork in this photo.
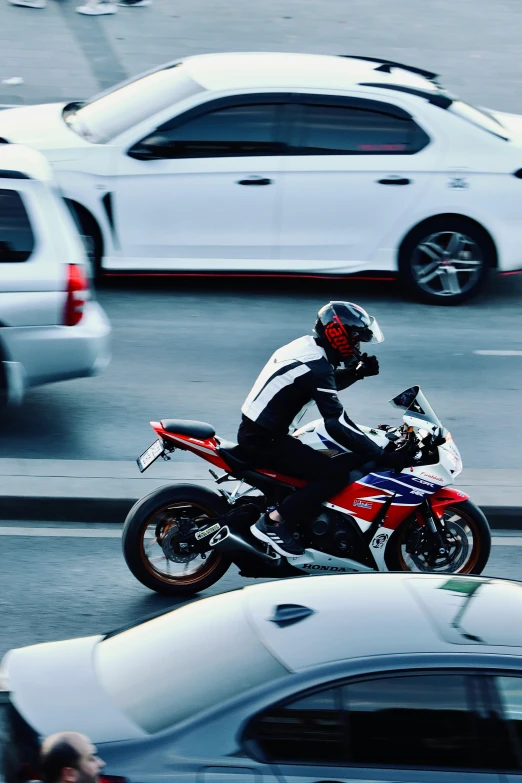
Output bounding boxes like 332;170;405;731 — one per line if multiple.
420;499;448;556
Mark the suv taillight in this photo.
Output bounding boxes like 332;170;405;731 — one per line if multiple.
64;264;89;326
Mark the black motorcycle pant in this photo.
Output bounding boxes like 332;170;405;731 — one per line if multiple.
237;418;374;526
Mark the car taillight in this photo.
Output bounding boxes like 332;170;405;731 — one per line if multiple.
99;776;128;783
64;264;89;326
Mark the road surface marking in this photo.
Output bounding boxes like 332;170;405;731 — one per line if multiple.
474;350;522;356
0;527;519;545
0;527;122;538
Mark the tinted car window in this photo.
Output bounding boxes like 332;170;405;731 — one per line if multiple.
293;103;429;154
496;676;522;768
139;104;281;158
252;673;486;770
344;674;476;768
252;687;345;763
0;189;34;263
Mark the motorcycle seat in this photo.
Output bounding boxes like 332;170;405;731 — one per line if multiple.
160;419;215;439
217;442;253;471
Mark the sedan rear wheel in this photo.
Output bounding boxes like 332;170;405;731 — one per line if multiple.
400;218;492;304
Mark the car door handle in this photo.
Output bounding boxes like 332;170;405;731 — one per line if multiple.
237;177;273;186
377;177;411;185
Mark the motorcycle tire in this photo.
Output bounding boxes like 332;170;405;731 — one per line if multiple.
386;499;491;575
122;483;231;596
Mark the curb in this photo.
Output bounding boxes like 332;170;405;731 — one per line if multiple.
0;495;520;530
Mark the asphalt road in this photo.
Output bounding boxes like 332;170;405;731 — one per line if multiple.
0;275;521;468
0;523;521;659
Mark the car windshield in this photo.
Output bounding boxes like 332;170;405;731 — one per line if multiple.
94;591;288;734
63;63;205;144
389;385;442;427
449;100;510;140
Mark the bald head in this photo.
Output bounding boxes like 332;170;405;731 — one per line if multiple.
40;733;104;783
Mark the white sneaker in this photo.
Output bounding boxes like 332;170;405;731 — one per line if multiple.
76;2;117;13
118;0;151;5
8;0;47;7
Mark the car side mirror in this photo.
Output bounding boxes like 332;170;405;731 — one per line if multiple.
127;135;175;161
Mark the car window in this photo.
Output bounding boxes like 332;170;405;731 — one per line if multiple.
0;189;35;263
344;674;477;768
251;672;490;770
251;687;345;763
495;676;522;768
136;104;281;159
292;103;430;154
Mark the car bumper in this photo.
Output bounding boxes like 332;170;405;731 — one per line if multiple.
1;301;111;389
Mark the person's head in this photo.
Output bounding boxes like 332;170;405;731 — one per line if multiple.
313;301;384;367
40;733;105;783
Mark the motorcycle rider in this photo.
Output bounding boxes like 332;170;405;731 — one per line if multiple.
238;301;418;557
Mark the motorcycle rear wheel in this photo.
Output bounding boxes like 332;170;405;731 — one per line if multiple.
386;500;491;575
122;483;231;595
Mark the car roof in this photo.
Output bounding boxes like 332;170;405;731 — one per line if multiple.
0;143;54;183
243;573;522;670
182;52;440;95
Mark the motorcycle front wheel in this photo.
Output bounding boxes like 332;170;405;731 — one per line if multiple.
122;483;231;595
386;500;491;575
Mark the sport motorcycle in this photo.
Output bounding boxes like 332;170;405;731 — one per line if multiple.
123;385;491;595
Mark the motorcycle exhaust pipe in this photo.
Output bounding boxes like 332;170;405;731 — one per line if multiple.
210;526;279;563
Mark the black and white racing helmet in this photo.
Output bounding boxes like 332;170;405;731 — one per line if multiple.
314;301;384;361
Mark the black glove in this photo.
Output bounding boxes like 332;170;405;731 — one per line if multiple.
358;353;379;379
381;439;418;471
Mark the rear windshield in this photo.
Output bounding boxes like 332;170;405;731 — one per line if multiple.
64;63;205;144
449;101;509;140
94;592;289;734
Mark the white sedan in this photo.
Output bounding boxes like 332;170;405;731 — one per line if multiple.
2;574;522;783
1;52;522;304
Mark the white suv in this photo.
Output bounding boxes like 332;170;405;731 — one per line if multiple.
0;144;111;404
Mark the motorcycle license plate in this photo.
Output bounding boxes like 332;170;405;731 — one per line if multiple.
137;440;164;473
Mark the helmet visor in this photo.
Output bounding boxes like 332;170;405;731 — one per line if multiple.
356;316;384;344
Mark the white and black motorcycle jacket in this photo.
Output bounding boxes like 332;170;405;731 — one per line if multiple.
241;335;384;459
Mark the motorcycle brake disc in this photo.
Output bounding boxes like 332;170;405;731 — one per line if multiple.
160;525;199;564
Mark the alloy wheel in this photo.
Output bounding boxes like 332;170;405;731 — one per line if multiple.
412;231;484;297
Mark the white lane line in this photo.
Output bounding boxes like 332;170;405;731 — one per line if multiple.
474;350;522;356
0;527;520;545
0;527;122;538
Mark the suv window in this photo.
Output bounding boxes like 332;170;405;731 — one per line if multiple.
0;189;35;263
250;673;487;769
292;103;430;155
137;103;281;159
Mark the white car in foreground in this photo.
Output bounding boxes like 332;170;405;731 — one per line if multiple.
0;144;111;402
2;574;522;783
1;52;522;303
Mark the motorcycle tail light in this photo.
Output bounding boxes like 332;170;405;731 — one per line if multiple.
64;264;89;326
